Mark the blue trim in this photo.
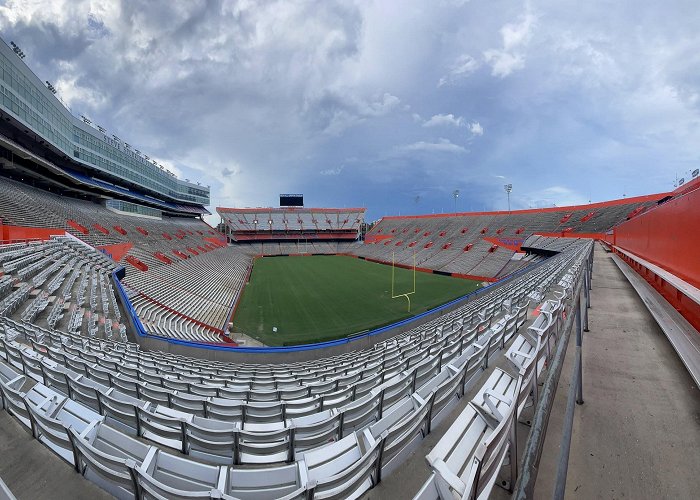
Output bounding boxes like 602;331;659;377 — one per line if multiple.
111;266;149;337
115;255;549;353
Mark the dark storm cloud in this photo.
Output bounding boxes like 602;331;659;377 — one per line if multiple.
1;0;699;221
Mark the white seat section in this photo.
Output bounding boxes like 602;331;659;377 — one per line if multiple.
0;236;594;500
24;384;103;463
368;392;434;472
300;430;386;500
418;374;523;499
222;463;307;500
182;416;238;465
134;447;226;500
66;420;153;500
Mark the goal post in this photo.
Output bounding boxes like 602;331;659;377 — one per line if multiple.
391;251;416;312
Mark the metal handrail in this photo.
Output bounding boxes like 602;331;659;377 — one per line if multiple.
513;243;593;499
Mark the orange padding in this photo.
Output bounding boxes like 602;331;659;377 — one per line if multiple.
612;184;700;289
97;242;133;262
0;225;64;242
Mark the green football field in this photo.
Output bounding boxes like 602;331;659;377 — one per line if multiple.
232;255;481;346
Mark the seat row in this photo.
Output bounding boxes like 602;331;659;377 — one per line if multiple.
414;253;580;499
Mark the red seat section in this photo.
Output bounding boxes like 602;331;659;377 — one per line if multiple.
173;249;189;260
187;247;199;256
464;243;473;251
163;232;172;240
560;213;572;223
125;255;148;271
581;211;595;222
136;226;149;236
154;252;173;264
626;206;646;219
488;244;499;253
113;225;127;235
93;223;110;235
67;219;89;234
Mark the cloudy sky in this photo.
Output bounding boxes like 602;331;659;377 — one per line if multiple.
1;0;699;223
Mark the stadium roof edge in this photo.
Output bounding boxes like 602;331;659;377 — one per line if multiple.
379;191;669;220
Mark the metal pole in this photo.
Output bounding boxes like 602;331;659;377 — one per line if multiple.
583;267;590;332
576;298;584;405
552;333;581;499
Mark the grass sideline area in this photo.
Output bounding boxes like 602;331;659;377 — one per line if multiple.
232;255;481;346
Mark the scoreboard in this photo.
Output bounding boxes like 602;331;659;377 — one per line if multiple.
280;194;303;207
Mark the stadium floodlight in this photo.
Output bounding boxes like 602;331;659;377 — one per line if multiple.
504;184;513;212
452;189;460;214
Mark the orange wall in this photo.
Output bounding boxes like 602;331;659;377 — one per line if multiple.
613;186;700;289
97;242;133;262
1;225;64;242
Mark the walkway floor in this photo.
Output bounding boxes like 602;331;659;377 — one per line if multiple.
534;245;700;498
0;411;113;500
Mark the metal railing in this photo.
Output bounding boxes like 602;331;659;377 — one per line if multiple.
513;242;594;499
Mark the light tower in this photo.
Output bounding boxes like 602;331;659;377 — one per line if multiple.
452;189;460;214
504;184;512;212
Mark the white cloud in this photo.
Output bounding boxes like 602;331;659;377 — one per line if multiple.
438;54;479;87
149;157;183;179
483;9;537;77
402;138;467;153
320;165;344;176
468;121;484;136
525;185;588;208
423;113;465;127
483;50;526;78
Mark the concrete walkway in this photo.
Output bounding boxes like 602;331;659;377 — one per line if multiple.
0;411;113;500
534;246;700;498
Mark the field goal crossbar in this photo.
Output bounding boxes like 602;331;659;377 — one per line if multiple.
391;251;416;312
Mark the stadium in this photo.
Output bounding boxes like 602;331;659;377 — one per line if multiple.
0;7;699;500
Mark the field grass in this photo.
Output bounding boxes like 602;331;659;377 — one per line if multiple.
232;255;481;346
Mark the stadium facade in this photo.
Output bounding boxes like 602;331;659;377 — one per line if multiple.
0;38;209;216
